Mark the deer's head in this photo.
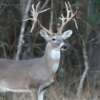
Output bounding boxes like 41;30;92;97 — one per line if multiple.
39;29;72;73
40;29;72;51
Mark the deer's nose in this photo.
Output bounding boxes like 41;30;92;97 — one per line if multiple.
61;45;68;51
61;43;71;51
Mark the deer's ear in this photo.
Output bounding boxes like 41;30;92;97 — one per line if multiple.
40;30;50;40
62;30;73;39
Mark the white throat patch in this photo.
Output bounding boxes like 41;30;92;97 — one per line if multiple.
50;49;60;60
52;63;59;73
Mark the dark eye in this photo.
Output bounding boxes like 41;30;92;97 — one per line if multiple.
52;38;56;41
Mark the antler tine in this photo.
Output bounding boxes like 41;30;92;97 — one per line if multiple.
41;0;49;10
39;0;54;36
24;1;50;33
68;1;78;30
39;22;53;36
58;1;76;34
36;2;41;11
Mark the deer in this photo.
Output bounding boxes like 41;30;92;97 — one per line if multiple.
0;1;76;100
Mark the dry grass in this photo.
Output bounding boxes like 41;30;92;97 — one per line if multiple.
0;81;100;100
0;90;36;100
47;81;100;100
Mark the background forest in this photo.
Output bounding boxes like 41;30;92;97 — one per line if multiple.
0;0;100;100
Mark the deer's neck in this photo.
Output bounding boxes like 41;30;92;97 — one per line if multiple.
44;43;61;73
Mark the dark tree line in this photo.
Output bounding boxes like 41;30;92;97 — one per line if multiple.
0;0;100;99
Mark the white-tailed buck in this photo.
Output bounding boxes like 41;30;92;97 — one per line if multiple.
0;1;76;100
0;29;72;100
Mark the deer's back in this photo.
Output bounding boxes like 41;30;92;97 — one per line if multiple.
0;58;53;90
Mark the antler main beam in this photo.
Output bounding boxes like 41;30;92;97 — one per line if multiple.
58;1;77;34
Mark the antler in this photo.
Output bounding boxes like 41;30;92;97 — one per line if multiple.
25;1;50;32
40;1;77;36
58;1;77;34
39;0;55;36
28;1;77;36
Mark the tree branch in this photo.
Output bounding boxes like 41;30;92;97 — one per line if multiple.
77;40;89;98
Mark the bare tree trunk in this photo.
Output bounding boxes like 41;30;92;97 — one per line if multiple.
20;0;29;17
15;0;32;60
